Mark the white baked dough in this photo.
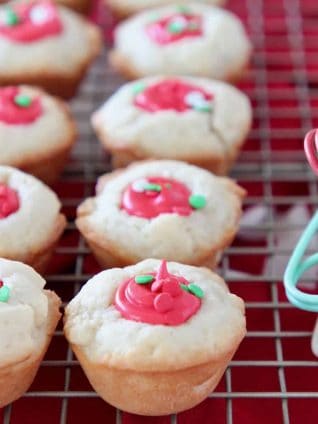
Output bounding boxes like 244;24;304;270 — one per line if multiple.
79;160;244;264
0;4;96;75
0;86;74;165
65;259;246;371
1;0;88;6
0;166;61;256
0;258;48;367
107;0;226;16
92;76;252;161
112;3;252;79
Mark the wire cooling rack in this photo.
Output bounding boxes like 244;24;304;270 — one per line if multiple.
1;0;318;423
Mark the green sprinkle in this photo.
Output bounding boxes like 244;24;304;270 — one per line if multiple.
14;95;32;108
135;275;155;285
5;9;19;26
180;284;190;292
0;285;10;303
188;283;204;299
177;5;190;14
189;194;207;210
168;21;185;34
165;183;172;189
150;13;159;22
144;183;162;192
193;103;212;113
132;82;145;95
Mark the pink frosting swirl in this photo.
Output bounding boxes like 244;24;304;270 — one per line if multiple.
133;79;214;113
0;183;20;219
0;87;43;125
0;1;63;43
115;261;202;326
121;177;193;219
146;12;202;45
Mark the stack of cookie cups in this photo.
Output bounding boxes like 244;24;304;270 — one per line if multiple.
64;0;252;418
0;0;251;417
0;0;103;406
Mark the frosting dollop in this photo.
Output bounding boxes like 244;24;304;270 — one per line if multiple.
0;1;63;43
146;10;202;45
0;183;20;219
133;79;214;113
0;87;43;125
121;176;207;219
114;260;203;325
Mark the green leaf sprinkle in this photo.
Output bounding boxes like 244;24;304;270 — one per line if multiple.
14;95;32;108
193;103;212;113
0;285;10;303
180;284;190;292
5;9;19;26
150;13;159;22
189;194;207;210
168;21;185;34
188;283;204;299
144;183;162;192
132;82;146;95
177;5;190;14
135;275;155;285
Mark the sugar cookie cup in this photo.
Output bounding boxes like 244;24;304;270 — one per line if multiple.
110;3;251;81
0;85;76;184
106;0;227;19
0;166;66;273
76;160;246;268
92;76;252;175
64;259;246;415
0;1;102;98
0;258;61;407
0;0;92;14
58;0;92;14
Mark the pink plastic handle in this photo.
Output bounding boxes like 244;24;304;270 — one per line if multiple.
304;129;318;176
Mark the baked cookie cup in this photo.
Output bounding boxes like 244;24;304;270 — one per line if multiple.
0;166;66;273
0;85;77;184
0;0;92;14
64;259;246;415
106;0;227;19
57;0;92;14
109;3;251;81
0;1;102;98
92;76;252;175
76;160;245;268
0;259;61;407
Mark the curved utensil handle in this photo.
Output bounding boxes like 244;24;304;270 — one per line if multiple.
304;129;318;176
284;211;318;312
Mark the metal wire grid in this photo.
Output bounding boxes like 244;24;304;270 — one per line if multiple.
1;0;318;423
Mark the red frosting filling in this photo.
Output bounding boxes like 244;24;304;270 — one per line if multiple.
134;79;213;113
0;87;43;125
115;260;201;325
0;1;63;43
121;176;195;219
0;184;20;219
146;12;202;45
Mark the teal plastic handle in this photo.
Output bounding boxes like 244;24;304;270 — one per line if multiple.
284;210;318;312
